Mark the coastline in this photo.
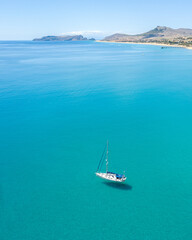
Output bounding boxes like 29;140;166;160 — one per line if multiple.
96;40;192;50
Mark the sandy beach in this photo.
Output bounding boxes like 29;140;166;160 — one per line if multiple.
96;40;192;50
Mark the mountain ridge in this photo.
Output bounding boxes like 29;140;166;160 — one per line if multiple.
102;26;192;47
33;35;95;41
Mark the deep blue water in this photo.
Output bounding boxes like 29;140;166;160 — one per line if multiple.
1;41;192;240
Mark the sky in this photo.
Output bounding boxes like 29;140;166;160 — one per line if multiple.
1;0;192;40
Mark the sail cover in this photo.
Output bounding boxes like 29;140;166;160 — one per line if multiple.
116;174;124;178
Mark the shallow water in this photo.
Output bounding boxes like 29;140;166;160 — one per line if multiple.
1;41;192;240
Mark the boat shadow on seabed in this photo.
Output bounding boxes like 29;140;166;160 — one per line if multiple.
102;181;132;191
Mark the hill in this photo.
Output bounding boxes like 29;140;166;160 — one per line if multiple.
102;26;192;47
33;35;95;41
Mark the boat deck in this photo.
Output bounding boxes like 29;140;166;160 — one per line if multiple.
96;172;126;182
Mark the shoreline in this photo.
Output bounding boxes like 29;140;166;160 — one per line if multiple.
96;40;192;50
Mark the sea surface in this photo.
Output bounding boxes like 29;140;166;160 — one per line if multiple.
1;41;192;240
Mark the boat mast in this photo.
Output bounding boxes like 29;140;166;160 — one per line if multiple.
106;140;108;173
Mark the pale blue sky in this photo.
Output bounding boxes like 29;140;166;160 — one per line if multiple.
1;0;192;40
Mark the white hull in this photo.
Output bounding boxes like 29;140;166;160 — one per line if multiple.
96;172;126;183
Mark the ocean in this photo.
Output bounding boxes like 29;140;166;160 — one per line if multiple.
1;41;192;240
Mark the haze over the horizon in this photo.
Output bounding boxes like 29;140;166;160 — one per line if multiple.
1;0;192;40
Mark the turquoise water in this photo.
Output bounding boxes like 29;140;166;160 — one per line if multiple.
1;41;192;240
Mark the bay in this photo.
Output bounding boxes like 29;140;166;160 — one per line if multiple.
1;41;192;240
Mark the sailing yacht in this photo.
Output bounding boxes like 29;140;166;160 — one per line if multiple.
95;141;126;183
